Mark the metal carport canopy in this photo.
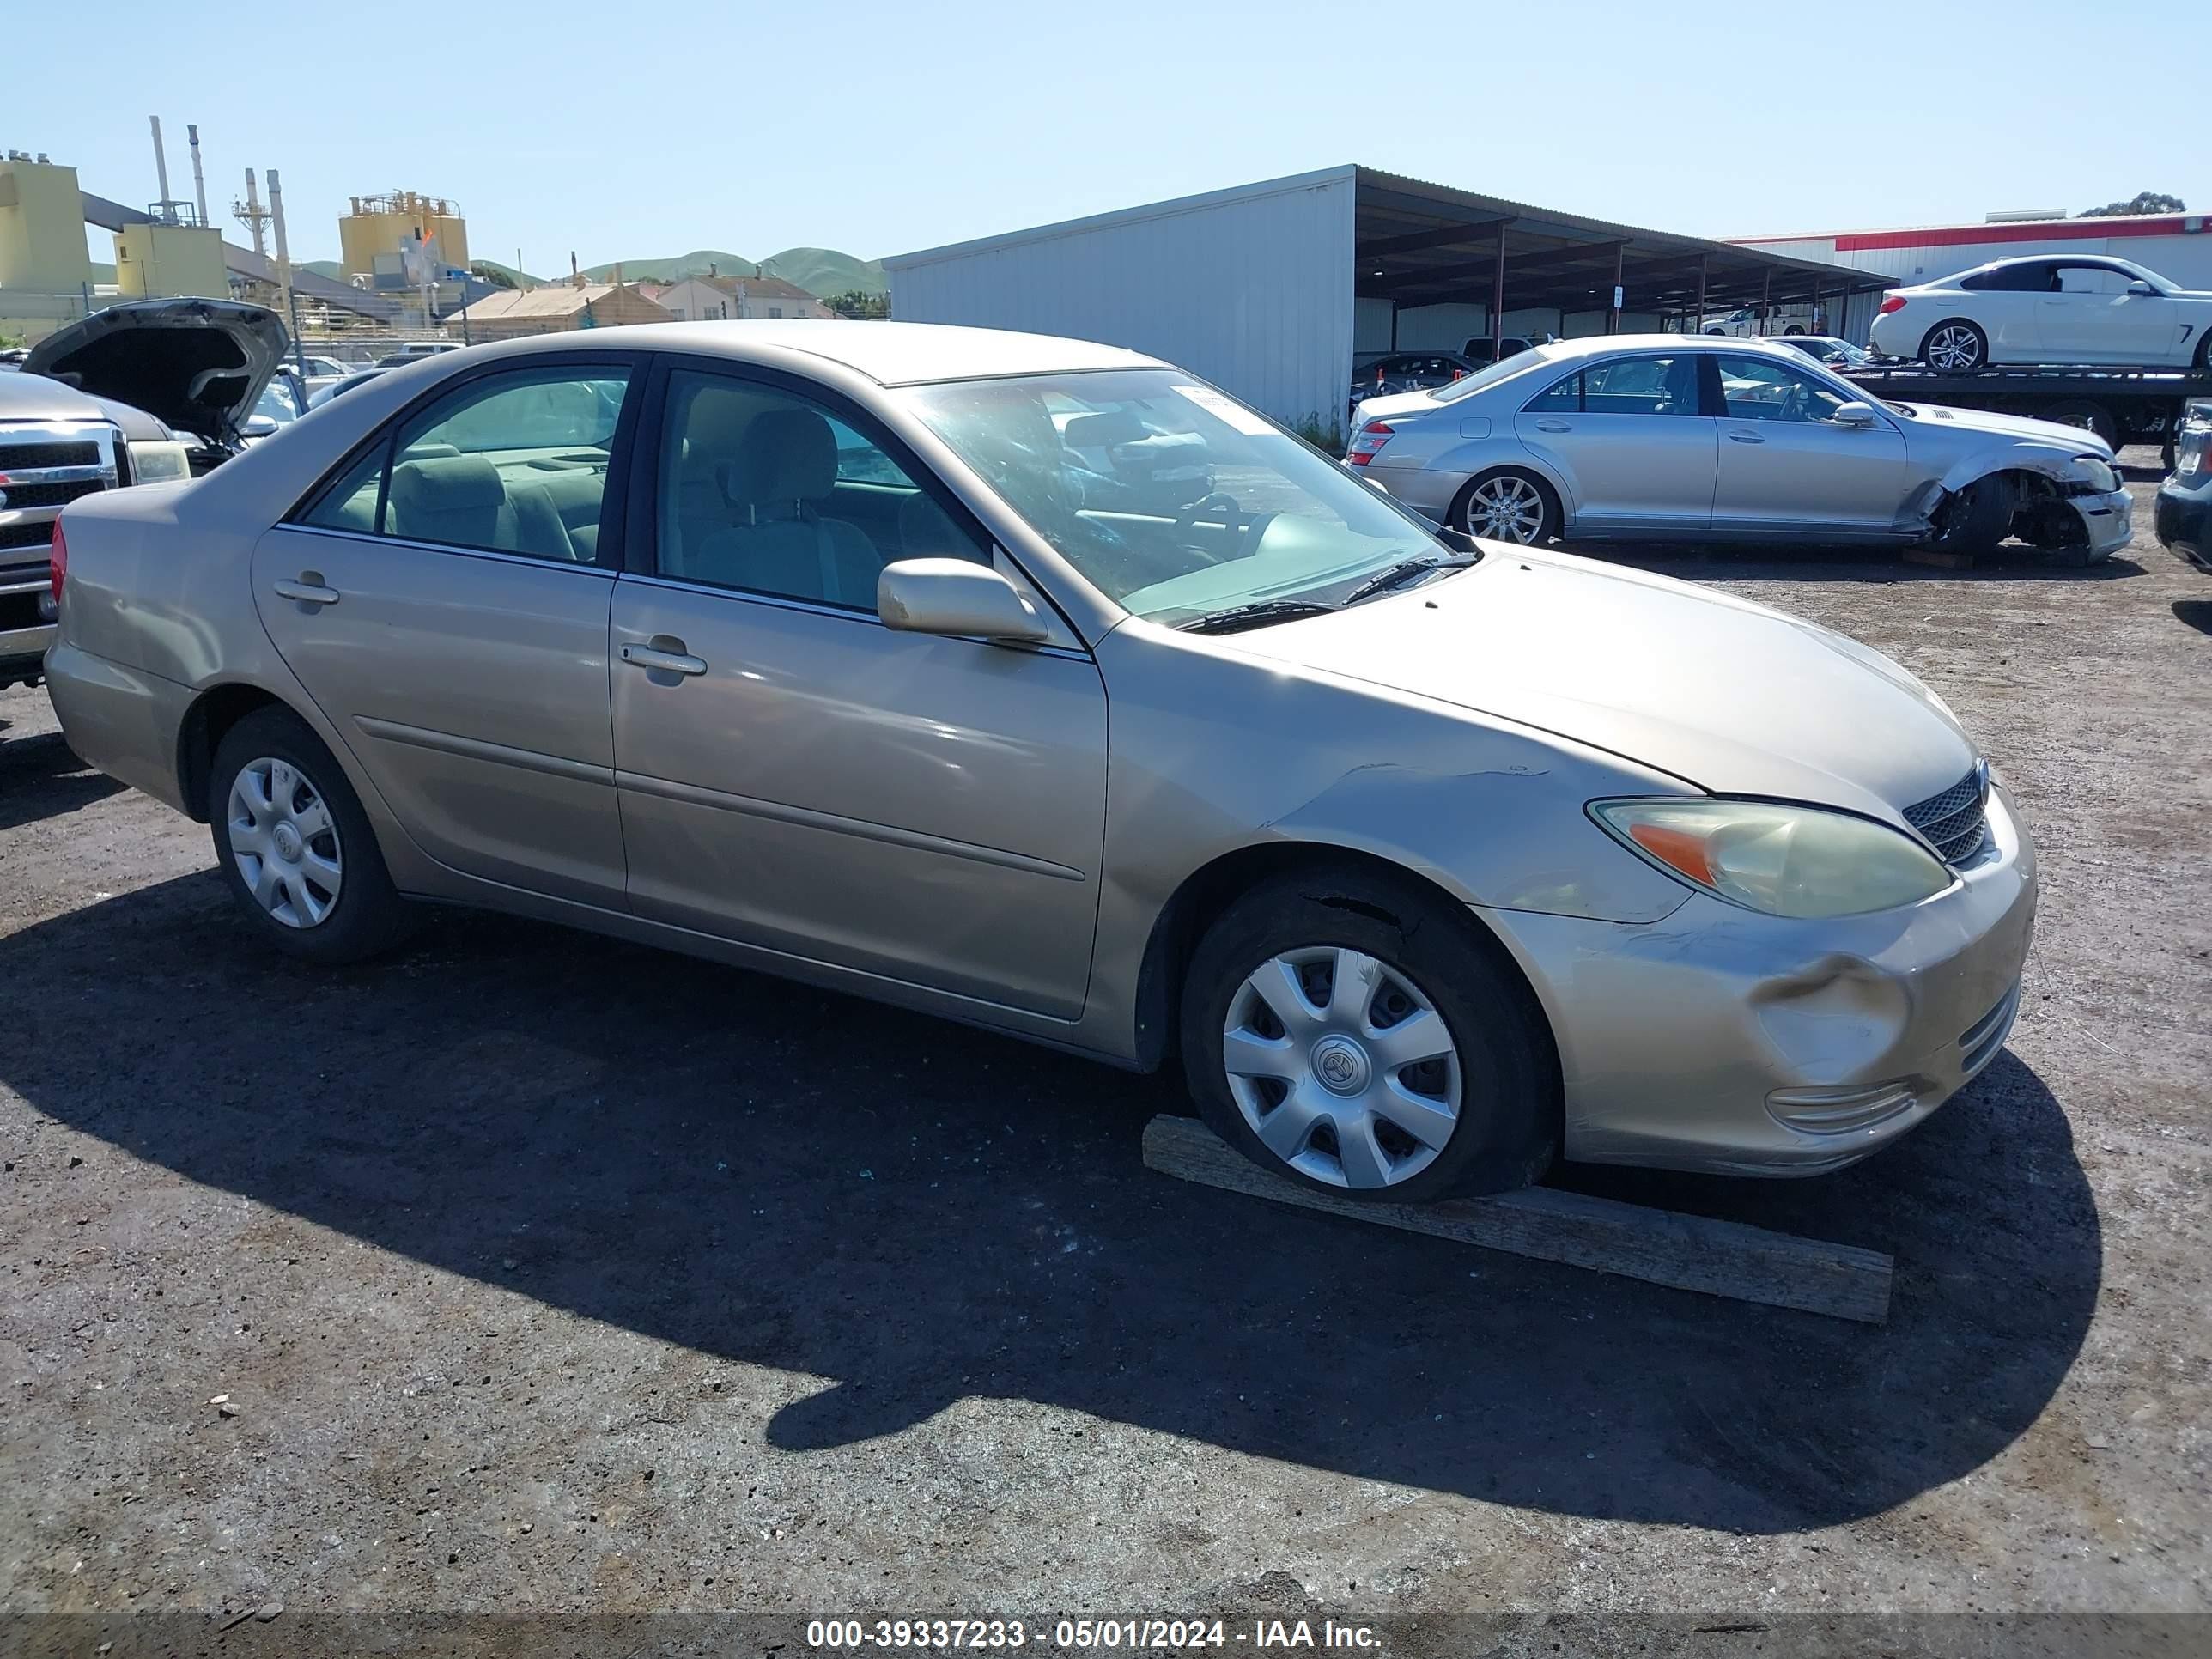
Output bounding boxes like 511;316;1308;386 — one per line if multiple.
1352;166;1891;323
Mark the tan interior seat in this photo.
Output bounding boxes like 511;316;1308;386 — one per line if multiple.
386;454;575;562
689;407;884;605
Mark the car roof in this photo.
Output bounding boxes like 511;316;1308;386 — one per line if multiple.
1534;332;1808;362
447;319;1164;386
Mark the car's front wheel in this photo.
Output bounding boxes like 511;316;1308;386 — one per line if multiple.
1921;319;1988;371
1179;867;1556;1200
210;707;415;963
1455;469;1559;545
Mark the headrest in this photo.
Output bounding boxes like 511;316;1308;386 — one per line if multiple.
390;453;505;514
1062;410;1145;449
721;406;836;508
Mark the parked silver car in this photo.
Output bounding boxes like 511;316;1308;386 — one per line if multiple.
45;323;2035;1198
1348;335;2132;560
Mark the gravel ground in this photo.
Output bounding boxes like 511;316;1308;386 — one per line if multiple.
2;465;2206;1649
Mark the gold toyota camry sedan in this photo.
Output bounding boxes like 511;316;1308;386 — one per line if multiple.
42;322;2035;1200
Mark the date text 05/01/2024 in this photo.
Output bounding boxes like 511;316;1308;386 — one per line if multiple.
804;1618;1382;1650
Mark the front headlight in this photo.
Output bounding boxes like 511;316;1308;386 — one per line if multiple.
1591;799;1953;919
2073;456;2118;494
125;439;192;484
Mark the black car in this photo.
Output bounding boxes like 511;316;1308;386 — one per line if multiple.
1349;351;1486;421
1773;335;1872;369
2156;398;2211;573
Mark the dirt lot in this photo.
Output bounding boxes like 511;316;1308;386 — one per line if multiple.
3;465;2207;1650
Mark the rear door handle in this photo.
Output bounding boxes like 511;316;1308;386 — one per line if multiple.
272;576;340;605
1533;419;1571;432
620;641;708;677
1727;431;1766;444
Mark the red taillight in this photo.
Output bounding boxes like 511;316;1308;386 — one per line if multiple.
1345;419;1393;467
1877;295;1907;315
49;515;67;604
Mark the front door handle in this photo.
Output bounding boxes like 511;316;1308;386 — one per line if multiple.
1727;431;1766;444
1533;419;1571;432
272;576;340;605
620;641;708;677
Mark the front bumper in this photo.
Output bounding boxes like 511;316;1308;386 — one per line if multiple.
1486;781;2039;1176
2071;484;2135;560
2155;479;2210;572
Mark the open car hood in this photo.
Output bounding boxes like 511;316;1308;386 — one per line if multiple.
24;299;289;447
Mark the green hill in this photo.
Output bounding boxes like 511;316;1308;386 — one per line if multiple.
580;245;885;298
301;259;345;281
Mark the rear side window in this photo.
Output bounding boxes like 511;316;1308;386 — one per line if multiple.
298;364;631;564
1960;262;2054;293
1524;371;1580;412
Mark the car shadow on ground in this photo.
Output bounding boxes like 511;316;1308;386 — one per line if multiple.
1563;541;2148;585
0;727;124;832
2;869;2100;1535
2173;599;2212;637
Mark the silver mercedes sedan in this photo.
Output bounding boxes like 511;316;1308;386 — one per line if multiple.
43;322;2035;1200
1348;334;2131;561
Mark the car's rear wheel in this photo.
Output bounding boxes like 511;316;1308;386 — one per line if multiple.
210;708;415;963
1921;319;1988;370
1179;867;1556;1200
1455;469;1559;545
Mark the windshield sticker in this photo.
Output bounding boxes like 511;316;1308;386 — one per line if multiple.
1169;384;1275;437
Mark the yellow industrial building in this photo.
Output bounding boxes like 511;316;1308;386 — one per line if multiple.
339;191;469;282
0;152;94;294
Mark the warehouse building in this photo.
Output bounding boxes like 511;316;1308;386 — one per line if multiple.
884;165;1888;428
1734;210;2212;298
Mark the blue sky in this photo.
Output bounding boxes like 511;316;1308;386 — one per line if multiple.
11;0;2203;272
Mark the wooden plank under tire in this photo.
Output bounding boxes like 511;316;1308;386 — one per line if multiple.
1140;1115;1893;1326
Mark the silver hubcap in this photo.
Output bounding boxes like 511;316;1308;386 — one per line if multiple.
1222;946;1462;1190
226;757;343;929
1465;476;1545;543
1928;326;1982;369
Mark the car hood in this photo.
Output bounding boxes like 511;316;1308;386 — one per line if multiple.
1897;398;2117;456
23;299;288;446
1221;546;1977;823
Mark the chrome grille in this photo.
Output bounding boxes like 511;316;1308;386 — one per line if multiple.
1905;765;1990;866
0;439;101;471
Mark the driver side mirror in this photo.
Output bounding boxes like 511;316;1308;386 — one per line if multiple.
241;414;280;438
1831;400;1879;428
2125;279;2157;297
878;557;1048;645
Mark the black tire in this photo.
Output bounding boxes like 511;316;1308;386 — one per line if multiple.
1919;319;1987;371
208;706;415;964
2196;332;2211;371
1453;467;1561;546
1783;325;1807;336
1179;866;1558;1201
1923;475;2015;559
2039;399;2121;452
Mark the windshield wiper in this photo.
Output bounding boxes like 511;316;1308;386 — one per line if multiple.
1174;599;1339;635
1340;553;1478;605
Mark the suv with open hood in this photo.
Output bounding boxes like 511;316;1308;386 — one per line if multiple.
24;298;290;474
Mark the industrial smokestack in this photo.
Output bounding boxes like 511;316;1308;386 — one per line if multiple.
269;168;304;375
187;124;209;225
149;116;173;221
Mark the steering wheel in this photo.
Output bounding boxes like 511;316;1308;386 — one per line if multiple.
1779;381;1814;423
1176;492;1243;562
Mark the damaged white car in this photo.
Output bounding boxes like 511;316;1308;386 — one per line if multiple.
1347;335;2132;560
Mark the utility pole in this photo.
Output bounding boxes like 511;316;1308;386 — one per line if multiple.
235;169;270;258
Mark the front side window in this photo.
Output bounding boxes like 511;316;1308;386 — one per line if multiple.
1715;354;1852;424
902;368;1446;625
654;368;981;610
2054;264;2130;295
299;363;629;562
1524;371;1580;412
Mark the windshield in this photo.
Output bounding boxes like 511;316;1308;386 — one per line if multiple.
902;368;1449;624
